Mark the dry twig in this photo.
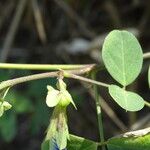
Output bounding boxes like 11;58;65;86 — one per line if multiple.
0;0;28;62
32;0;47;44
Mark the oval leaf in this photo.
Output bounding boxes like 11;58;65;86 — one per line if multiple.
102;30;143;86
67;134;98;150
107;128;150;150
108;85;145;111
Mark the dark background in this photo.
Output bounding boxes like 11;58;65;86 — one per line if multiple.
0;0;149;149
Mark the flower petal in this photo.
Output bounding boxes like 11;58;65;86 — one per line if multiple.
46;89;60;107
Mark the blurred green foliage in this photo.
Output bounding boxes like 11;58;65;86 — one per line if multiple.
0;70;57;142
0;70;83;143
0;111;17;142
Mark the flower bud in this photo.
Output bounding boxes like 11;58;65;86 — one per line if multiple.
57;91;71;107
0;101;12;117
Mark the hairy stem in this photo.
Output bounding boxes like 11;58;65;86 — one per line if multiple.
92;72;106;150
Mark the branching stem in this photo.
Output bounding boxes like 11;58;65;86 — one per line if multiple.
0;67;109;91
0;63;149;110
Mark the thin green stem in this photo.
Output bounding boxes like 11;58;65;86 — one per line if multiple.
144;100;150;108
92;72;106;150
0;63;95;70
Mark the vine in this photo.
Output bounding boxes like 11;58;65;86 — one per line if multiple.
0;30;149;150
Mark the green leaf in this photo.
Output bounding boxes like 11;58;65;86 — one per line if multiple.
148;66;150;88
41;134;98;150
108;85;145;111
107;127;150;150
0;112;17;142
67;134;98;150
102;30;143;86
41;140;50;150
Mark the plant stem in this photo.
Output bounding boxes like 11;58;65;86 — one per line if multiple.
64;72;109;88
0;63;95;70
91;72;106;150
0;72;58;90
0;66;109;90
144;100;150;108
98;141;108;147
143;52;150;59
